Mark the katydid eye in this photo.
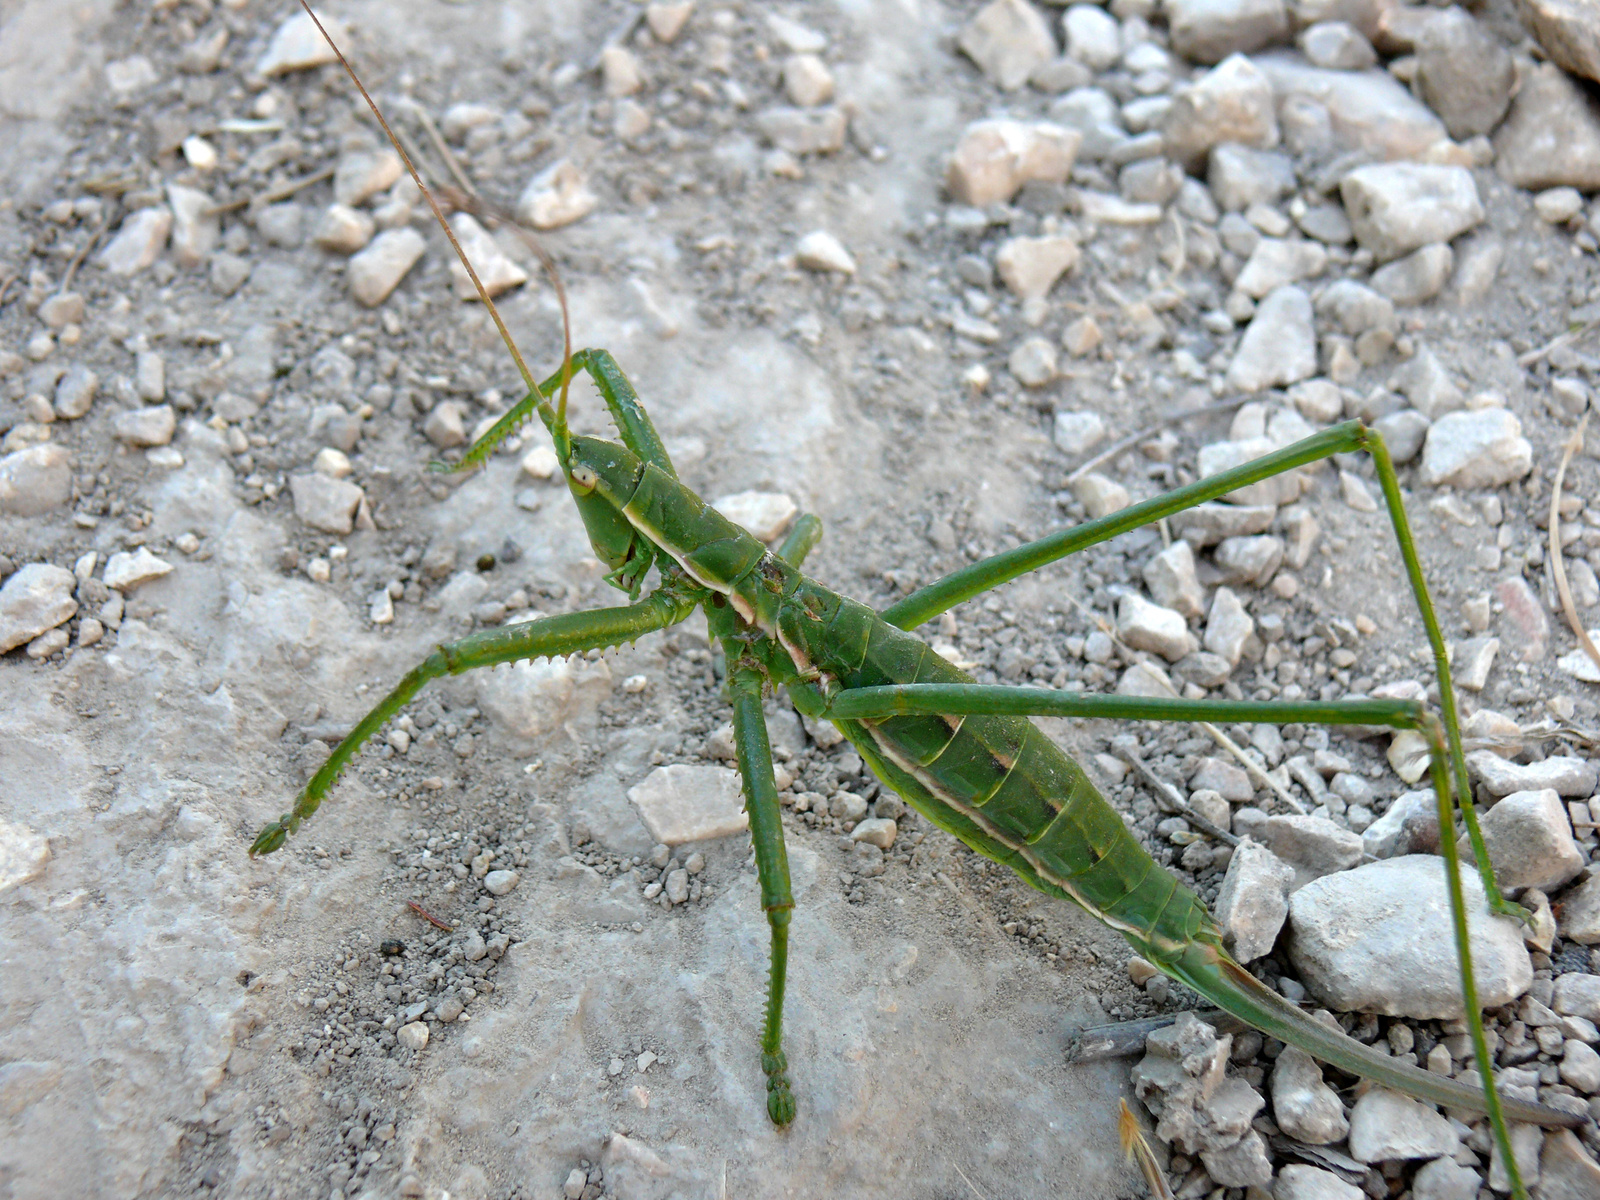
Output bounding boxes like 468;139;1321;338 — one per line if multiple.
570;465;598;491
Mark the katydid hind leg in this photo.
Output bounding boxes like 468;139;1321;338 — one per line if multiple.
725;644;798;1125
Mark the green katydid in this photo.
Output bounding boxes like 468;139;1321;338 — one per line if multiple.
252;6;1585;1195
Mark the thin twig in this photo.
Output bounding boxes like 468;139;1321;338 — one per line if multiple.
1518;318;1600;368
1117;744;1240;845
951;1161;990;1200
207;165;335;216
58;213;108;295
1549;411;1600;675
406;900;454;931
1066;397;1253;485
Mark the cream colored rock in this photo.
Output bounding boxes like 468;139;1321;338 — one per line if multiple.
448;213;528;300
946;119;1080;207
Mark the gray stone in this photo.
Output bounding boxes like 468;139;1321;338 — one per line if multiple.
1255;53;1446;160
1493;64;1600;191
1410;1157;1481;1200
1053;410;1106;456
1373;410;1430;465
1414;7;1514;139
54;365;97;419
1048;88;1129;161
1488;1122;1544;1194
1451;635;1497;692
334;149;402;207
1258;813;1362;883
1204;586;1254;666
254;202;303;248
1063;3;1122;70
0;445;72;516
1226;285;1315;392
517;160;599;229
1418;408;1533;488
1554;968;1600;1016
166;184;218;268
1177;650;1234;687
1560;1039;1600;1091
1538;1129;1600;1200
1297;202;1352;245
103;548;173;592
0;565;77;654
483;869;520;896
1072;473;1130;519
946;119;1080;206
312;203;374;254
1515;0;1600;88
1466;751;1598;798
1274;1163;1360;1200
1347;1088;1458;1162
1234;238;1327;298
1340;164;1483;263
1144;541;1205;619
1370;243;1453;307
1166;0;1289;64
1116;593;1194;662
1118;158;1184;206
112;405;176;447
96;206;172;275
1163;54;1279;171
289;473;365;535
1208;144;1295;211
1270;1047;1348;1144
958;0;1056;91
1213;534;1285;586
1214;839;1295;961
852;818;897;849
997;235;1080;301
424;401;467;450
1468;789;1584;893
1298;21;1376;70
628;765;748;844
255;10;343;75
1556;876;1600;946
348;228;426;307
1315;279;1395;335
1191;756;1255;801
1171;503;1277;547
1392;346;1462;420
1199;1129;1272;1188
755;106;849;156
448;213;528;300
1009;337;1058;387
1288;855;1531;1018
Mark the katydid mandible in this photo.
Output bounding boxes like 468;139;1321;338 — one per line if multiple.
251;7;1584;1195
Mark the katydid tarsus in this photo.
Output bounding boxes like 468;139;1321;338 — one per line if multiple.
252;6;1585;1195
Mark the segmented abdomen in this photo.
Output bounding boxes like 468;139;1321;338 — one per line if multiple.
798;585;1221;964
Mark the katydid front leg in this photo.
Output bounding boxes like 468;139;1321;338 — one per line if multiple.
251;585;702;856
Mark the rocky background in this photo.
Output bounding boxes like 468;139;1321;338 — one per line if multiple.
7;0;1600;1197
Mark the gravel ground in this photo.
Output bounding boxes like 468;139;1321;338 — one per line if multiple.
7;1;1600;1198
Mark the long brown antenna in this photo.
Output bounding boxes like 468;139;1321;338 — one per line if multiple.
294;1;574;428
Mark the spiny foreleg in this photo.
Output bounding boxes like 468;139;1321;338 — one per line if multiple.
251;584;702;856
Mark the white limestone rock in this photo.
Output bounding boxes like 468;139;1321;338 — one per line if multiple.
1288;855;1531;1019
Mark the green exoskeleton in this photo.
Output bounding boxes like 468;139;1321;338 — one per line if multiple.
253;6;1584;1195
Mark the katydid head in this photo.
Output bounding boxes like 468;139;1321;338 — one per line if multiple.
562;434;659;599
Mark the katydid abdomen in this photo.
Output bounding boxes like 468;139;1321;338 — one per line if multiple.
587;435;1577;1130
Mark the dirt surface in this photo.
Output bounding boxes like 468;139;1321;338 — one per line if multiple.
4;2;1600;1199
